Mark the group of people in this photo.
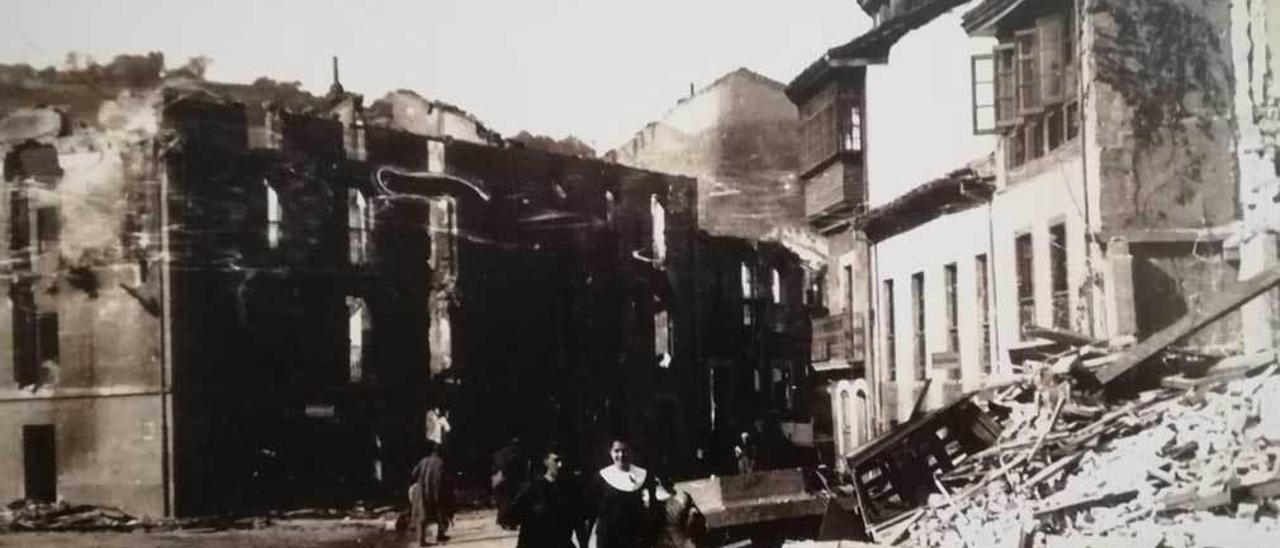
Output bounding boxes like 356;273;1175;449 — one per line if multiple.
505;438;675;548
414;435;686;548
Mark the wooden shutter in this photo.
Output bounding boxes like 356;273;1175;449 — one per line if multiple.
1038;14;1065;104
994;45;1017;128
1016;29;1040;114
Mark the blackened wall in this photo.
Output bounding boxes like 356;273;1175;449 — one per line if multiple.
440;139;700;479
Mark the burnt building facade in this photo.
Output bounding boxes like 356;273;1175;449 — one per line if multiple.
0;69;700;516
696;235;812;468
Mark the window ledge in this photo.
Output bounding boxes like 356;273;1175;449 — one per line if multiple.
1002;137;1082;190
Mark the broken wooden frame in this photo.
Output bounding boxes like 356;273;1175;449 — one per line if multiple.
844;397;1000;542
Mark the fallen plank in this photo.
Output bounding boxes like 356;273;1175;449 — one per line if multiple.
1023;397;1066;464
908;378;933;422
1163;351;1279;390
1093;263;1280;385
1025;325;1099;347
1033;489;1138;519
1020;452;1084;493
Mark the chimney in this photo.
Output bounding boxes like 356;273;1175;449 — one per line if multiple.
329;56;345;96
689;82;695;98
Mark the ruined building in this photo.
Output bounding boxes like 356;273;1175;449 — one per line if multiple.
789;0;1280;447
695;235;813;468
610;68;806;241
0;63;700;516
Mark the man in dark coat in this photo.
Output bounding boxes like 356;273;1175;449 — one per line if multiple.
508;446;585;548
411;441;452;546
492;436;528;530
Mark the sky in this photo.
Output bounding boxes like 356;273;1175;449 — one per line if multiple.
0;0;869;151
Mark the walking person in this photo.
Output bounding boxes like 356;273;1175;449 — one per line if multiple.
586;438;667;548
732;430;757;475
492;436;528;530
508;445;585;548
410;441;453;546
425;405;452;448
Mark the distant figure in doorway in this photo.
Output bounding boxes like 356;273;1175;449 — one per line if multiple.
410;441;453;546
425;406;452;448
733;431;757;475
508;445;585;548
587;438;667;548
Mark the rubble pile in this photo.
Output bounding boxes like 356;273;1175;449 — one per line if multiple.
0;498;403;532
906;346;1280;548
1;499;142;532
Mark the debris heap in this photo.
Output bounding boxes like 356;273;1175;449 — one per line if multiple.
907;342;1280;548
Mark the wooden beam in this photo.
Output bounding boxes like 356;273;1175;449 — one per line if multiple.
908;378;933;421
1023;325;1099;347
1092;263;1280;385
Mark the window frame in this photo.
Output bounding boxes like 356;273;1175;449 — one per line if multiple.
993;45;1018;128
1037;14;1066;105
1015;28;1040;115
1049;222;1070;329
264;179;281;249
911;272;926;381
943;263;959;353
971;53;998;135
1015;232;1035;337
975;254;991;374
883;279;896;382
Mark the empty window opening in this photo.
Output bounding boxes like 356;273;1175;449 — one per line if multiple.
428;197;457;278
12;283;57;387
23;424;56;503
36;206;59;254
883;279;896;382
975;254;992;373
348;188;372;265
771;269;782;305
654;310;671;365
1050;223;1069;329
265;179;281;249
347;296;369;383
1015;232;1035;336
650;195;666;262
605;191;616;225
911;272;926;381
944;263;958;353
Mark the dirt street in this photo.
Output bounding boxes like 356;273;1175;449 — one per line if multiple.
0;510;519;548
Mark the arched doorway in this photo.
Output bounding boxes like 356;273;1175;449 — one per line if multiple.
832;379;873;464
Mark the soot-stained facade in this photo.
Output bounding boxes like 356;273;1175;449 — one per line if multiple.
0;70;699;516
169;90;702;514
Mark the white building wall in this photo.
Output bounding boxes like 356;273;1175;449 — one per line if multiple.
872;204;992;423
989;143;1092;354
864;3;996;208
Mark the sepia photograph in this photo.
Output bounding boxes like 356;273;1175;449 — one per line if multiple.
0;0;1278;546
